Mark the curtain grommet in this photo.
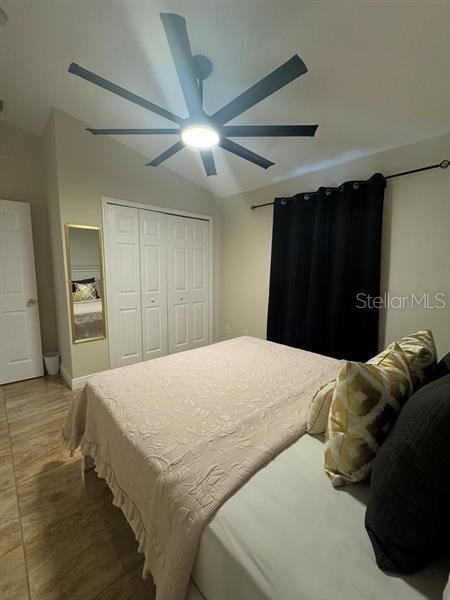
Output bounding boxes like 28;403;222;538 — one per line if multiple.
280;199;286;206
353;182;359;190
304;194;310;200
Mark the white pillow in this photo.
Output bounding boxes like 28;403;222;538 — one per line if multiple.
306;380;335;434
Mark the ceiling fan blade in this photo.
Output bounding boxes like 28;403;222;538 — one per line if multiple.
146;141;185;166
199;149;217;176
160;13;203;117
223;124;318;137
211;55;307;125
86;128;179;135
219;138;274;170
68;63;182;125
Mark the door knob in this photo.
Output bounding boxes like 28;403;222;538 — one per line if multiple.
26;298;36;307
150;298;155;303
179;296;184;301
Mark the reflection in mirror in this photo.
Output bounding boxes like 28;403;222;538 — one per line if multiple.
65;224;106;344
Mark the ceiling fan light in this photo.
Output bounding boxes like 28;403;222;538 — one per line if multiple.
181;125;219;148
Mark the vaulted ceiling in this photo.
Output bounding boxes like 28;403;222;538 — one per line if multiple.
1;0;450;197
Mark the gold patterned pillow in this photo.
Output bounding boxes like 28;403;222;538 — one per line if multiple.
366;344;402;366
307;346;399;435
73;282;97;302
394;330;436;389
324;343;412;487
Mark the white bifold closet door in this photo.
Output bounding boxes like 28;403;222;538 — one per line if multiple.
106;204;210;369
106;204;142;368
166;215;210;353
139;209;168;360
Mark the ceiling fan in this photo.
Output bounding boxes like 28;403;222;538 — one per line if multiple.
68;13;318;176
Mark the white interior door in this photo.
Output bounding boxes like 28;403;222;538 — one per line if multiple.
106;204;142;368
0;199;43;384
139;210;168;360
166;215;210;354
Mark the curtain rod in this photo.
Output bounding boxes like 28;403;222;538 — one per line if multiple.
249;159;449;210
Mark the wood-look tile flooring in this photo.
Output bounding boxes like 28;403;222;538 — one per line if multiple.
0;376;155;600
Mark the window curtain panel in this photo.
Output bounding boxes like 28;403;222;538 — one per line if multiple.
267;173;386;362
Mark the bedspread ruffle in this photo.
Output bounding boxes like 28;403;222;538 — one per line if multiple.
61;431;152;578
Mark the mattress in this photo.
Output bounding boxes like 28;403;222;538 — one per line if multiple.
193;434;450;600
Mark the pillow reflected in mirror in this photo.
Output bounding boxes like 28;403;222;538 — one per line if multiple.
73;282;97;302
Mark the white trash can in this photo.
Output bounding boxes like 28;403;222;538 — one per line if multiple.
43;351;60;376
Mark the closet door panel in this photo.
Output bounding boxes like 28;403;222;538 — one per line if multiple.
174;248;188;291
120;308;141;360
173;303;189;350
106;204;142;368
192;248;206;290
189;219;210;350
143;306;163;354
167;215;210;354
143;246;161;292
192;301;207;343
139;210;168;359
117;243;139;294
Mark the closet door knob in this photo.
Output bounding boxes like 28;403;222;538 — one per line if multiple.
150;298;155;303
179;296;184;301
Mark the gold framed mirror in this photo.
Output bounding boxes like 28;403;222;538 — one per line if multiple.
65;224;107;344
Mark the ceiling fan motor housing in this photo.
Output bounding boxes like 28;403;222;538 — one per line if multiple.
193;55;213;81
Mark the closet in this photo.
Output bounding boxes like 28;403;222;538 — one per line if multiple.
105;202;211;369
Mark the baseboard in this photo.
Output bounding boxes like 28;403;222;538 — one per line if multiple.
71;373;95;390
60;364;94;390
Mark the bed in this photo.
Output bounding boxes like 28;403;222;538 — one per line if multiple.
63;337;450;600
73;298;104;339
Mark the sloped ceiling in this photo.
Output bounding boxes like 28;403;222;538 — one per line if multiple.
1;0;450;197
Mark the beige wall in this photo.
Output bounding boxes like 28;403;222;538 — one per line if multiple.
42;114;72;377
220;133;450;358
0;119;57;353
49;109;220;380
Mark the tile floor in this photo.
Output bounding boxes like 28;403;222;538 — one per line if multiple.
0;376;155;599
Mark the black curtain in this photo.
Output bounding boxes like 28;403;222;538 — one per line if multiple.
267;173;385;362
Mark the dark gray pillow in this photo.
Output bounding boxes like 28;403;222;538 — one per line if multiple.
430;352;450;382
365;374;450;574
